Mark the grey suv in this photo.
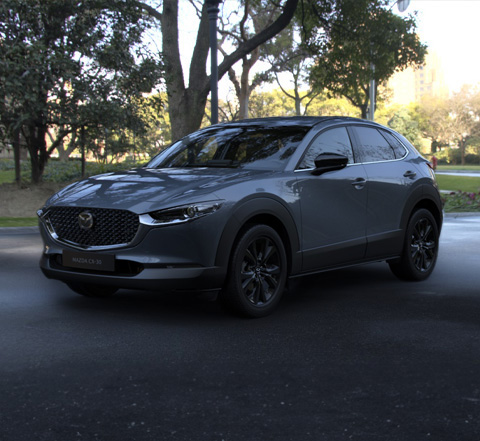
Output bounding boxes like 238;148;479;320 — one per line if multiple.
38;117;443;317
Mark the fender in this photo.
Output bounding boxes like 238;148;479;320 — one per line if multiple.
215;196;302;276
399;183;443;232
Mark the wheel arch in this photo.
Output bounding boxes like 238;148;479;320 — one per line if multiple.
400;184;443;233
215;197;301;277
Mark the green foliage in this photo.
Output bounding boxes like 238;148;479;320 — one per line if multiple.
0;217;38;227
305;93;360;117
306;0;426;117
0;0;163;182
17;159;145;184
0;170;14;184
434;149;480;166
0;159;30;172
387;106;423;147
442;192;480;213
435;174;480;193
248;89;297;118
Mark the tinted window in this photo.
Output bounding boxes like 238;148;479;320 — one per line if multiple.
298;127;354;170
380;130;408;159
148;126;308;171
354;127;396;163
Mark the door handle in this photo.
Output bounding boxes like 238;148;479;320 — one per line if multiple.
351;178;366;190
404;170;417;179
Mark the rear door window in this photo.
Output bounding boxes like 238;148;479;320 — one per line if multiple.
353;126;396;163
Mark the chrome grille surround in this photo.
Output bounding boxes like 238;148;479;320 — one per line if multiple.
43;206;139;250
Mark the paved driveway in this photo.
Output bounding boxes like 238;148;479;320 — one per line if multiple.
0;216;479;441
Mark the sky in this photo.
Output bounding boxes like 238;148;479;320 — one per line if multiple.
401;0;480;92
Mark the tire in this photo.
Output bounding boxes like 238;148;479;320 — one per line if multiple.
389;208;439;281
66;282;118;298
220;224;287;318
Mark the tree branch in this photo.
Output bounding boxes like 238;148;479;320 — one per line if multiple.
215;0;299;90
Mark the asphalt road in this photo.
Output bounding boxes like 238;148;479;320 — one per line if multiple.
1;217;479;441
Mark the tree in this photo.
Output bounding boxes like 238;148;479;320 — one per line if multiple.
248;88;297;118
305;92;360;117
387;105;423;148
307;0;426;118
138;0;299;141
447;85;480;165
218;0;278;120
416;95;450;154
0;0;163;182
263;22;319;116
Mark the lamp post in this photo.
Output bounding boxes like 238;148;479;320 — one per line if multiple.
206;0;222;125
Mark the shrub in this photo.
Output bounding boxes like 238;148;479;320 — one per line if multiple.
18;159;145;183
441;191;480;212
465;154;480;165
0;159;30;172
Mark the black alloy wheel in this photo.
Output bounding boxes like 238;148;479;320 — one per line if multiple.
389;208;439;281
221;224;287;317
410;217;437;273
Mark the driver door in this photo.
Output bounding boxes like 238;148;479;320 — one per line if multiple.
295;126;368;272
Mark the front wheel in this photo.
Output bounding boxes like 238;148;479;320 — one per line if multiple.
66;282;118;298
220;225;287;318
389;209;439;281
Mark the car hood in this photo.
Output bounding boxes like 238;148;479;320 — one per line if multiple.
44;167;272;214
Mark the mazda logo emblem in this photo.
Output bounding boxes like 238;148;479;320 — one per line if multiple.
78;212;94;230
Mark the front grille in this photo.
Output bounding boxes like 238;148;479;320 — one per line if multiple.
45;206;139;247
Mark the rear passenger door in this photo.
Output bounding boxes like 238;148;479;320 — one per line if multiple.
295;126;368;272
350;125;417;258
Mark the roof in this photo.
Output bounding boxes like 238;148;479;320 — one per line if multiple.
218;116;366;129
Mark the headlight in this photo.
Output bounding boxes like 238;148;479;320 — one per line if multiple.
139;201;223;226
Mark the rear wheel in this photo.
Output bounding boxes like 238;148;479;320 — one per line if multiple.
389;209;439;281
67;282;118;298
220;225;287;318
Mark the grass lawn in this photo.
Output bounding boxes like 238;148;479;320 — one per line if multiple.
0;217;38;227
0;170;15;184
436;165;480;172
435;174;480;193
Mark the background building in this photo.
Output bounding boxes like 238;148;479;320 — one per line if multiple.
388;50;448;105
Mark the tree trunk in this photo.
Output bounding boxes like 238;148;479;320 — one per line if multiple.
80;126;86;178
460;139;466;166
155;0;299;140
294;78;301;116
13;127;21;187
168;89;208;142
55;129;77;161
26;123;48;184
238;61;253;120
360;105;368;119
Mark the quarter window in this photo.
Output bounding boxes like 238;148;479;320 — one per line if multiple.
298;127;354;170
353;127;396;163
380;130;408;159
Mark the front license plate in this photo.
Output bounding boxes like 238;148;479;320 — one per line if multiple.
63;250;115;272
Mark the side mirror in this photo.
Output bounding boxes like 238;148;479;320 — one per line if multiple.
312;153;349;175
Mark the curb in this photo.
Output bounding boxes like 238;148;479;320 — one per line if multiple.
444;212;480;219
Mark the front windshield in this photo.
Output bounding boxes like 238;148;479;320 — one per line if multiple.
147;125;308;171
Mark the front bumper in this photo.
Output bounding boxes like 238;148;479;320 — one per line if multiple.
38;218;227;292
